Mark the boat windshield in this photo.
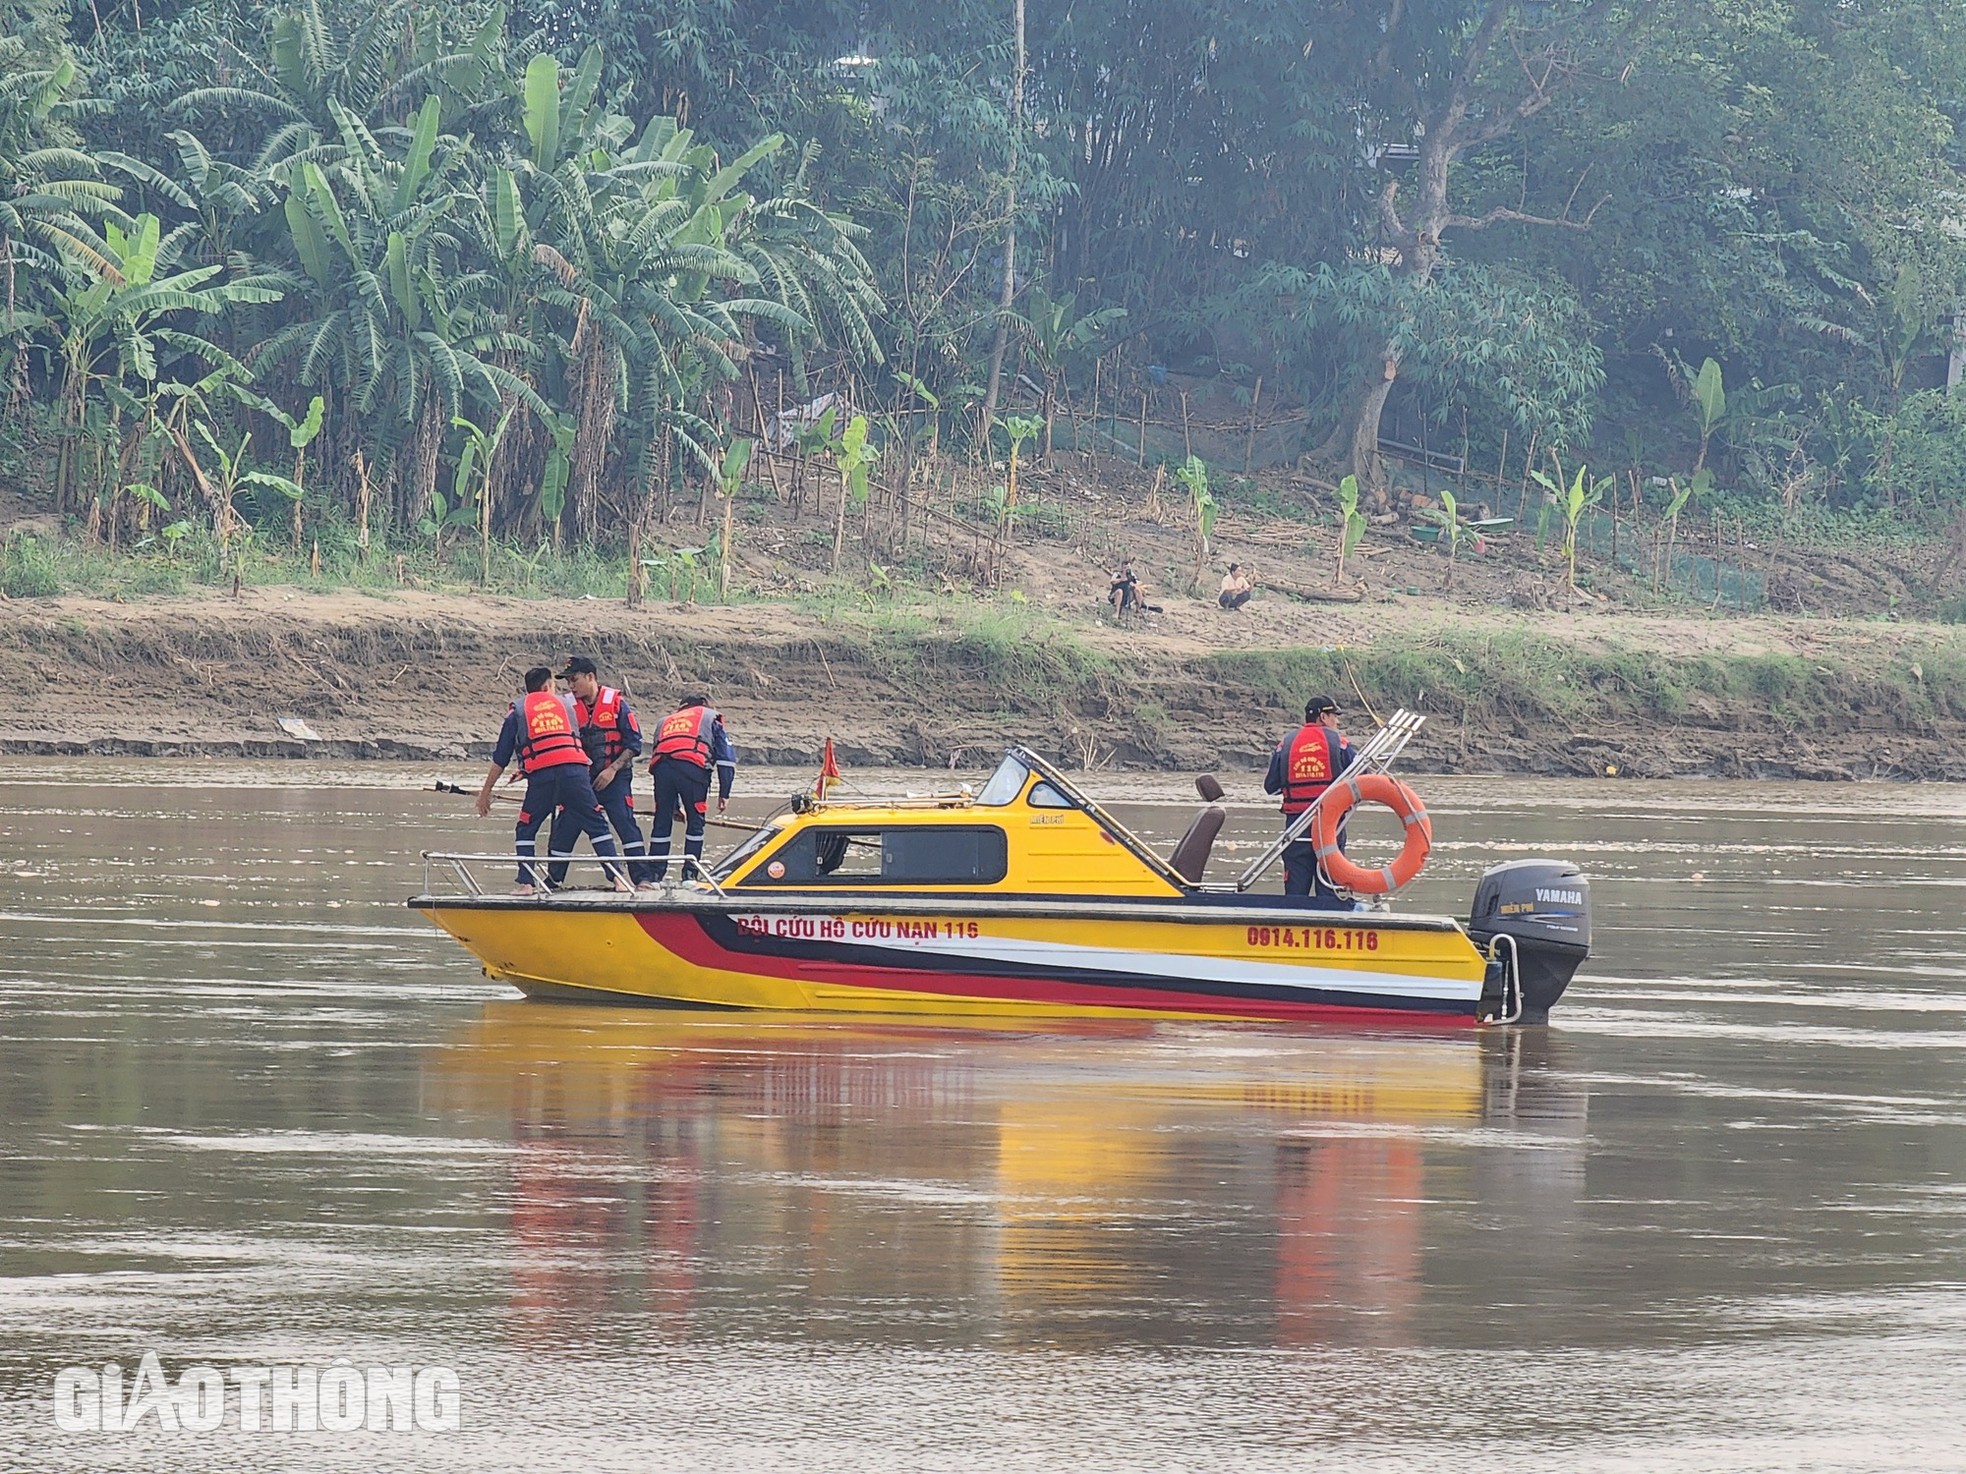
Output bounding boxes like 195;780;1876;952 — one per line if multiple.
710;820;781;879
973;754;1030;807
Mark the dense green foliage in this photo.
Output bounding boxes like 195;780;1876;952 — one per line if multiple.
7;0;1966;561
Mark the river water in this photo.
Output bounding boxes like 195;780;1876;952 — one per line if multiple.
2;761;1964;1471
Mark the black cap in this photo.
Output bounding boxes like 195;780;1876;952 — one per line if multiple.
560;656;598;677
1305;693;1339;720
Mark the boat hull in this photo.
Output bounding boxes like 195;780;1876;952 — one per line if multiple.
412;895;1492;1025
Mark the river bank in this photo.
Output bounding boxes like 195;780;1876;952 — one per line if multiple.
3;585;1963;779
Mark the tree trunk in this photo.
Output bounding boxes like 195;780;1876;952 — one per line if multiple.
831;472;848;573
977;0;1025;441
1344;351;1400;502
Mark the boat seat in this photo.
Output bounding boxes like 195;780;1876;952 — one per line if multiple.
1169;774;1227;883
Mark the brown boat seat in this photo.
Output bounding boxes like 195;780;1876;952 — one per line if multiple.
1195;773;1225;803
1168;793;1227;883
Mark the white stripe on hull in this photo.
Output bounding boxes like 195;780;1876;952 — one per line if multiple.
800;927;1482;1004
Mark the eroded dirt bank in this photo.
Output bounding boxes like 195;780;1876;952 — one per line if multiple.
3;587;1964;780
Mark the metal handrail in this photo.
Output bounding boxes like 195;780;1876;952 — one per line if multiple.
421;850;657;895
1233;708;1426;892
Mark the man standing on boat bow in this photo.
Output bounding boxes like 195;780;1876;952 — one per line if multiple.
646;694;736;883
476;666;632;895
1264;694;1356;908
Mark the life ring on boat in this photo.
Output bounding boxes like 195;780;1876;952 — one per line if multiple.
1311;774;1432;894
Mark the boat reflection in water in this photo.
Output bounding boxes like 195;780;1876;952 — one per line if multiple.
426;1007;1587;1349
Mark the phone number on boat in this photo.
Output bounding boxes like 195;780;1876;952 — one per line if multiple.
1247;926;1379;951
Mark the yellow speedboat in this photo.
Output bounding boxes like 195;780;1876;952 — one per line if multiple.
412;747;1591;1026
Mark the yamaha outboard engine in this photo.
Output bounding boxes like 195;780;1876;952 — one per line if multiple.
1467;860;1591;1024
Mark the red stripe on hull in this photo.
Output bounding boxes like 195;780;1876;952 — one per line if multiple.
632;913;1477;1028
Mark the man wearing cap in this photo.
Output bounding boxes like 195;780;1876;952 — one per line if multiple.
646;693;737;882
545;657;651;888
1264;694;1357;907
476;666;631;895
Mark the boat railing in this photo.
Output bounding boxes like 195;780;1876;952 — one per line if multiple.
417;851;728;898
1233;708;1427;892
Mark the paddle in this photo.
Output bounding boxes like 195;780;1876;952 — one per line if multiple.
433;779;519;805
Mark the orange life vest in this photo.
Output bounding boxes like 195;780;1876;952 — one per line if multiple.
579;686;632;763
1279;722;1343;815
517;691;588;774
651;704;718;769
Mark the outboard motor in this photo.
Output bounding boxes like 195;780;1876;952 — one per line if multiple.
1467;859;1591;1024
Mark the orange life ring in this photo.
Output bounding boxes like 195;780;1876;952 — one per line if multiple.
1310;774;1432;894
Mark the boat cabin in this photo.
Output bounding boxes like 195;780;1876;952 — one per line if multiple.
714;749;1225;899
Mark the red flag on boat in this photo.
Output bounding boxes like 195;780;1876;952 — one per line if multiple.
814;738;841;799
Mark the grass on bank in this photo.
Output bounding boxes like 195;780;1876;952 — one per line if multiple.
1206;633;1966;734
802;602;1121;719
0;520;648;602
11;516;1966;754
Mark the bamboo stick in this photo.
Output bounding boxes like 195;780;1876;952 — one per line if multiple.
1243;376;1263;474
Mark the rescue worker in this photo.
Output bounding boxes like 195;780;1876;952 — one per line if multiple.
476;666;631;895
646;693;736;882
1263;694;1357;909
545;656;651;888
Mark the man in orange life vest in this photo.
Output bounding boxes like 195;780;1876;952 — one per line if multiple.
1263;693;1357;908
545;656;651;887
475;666;632;895
646;693;736;882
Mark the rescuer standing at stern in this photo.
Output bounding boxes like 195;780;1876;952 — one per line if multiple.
647;693;736;883
1263;694;1357;908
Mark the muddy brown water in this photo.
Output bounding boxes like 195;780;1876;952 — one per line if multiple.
2;760;1964;1471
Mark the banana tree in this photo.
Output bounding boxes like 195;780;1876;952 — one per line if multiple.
1014;285;1126;458
0;49;121;331
519;69;810;544
1001;412;1044;522
1529;462;1613;594
188;422;258;561
823;410;878;573
1173;454;1216;594
715;436;755;598
42;213;281;511
1655;469;1707;595
244;392;327;553
1334;473;1367;584
1688;357;1725;476
258;93;539;531
1434;487;1461;592
453;406;516;582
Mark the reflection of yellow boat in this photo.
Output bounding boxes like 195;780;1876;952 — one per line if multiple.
428;1005;1583;1343
414;749;1591;1025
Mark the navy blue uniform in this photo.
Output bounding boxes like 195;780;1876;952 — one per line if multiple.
547;689;650;886
1264;728;1357;909
648;713;736;880
492;703;625;887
